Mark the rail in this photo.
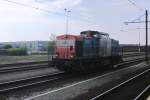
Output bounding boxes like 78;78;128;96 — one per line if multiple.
0;54;147;93
0;71;65;92
134;85;150;100
90;69;150;100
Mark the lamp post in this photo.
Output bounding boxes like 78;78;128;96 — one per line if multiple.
124;10;149;63
64;8;71;35
145;10;148;63
138;27;141;52
135;18;141;52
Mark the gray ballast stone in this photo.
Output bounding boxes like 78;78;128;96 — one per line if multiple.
25;62;149;100
0;67;59;83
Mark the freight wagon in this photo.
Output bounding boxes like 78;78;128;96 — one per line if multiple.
52;30;121;72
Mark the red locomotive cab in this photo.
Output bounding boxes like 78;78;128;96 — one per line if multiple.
55;35;82;59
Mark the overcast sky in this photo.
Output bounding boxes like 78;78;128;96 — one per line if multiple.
0;0;150;44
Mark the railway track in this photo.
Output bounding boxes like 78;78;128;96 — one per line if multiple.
123;53;145;58
123;52;145;58
0;52;147;95
0;61;48;67
134;85;150;100
0;56;147;93
0;61;49;73
0;71;65;92
0;54;146;73
90;68;150;100
114;57;146;68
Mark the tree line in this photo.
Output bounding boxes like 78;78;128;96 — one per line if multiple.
0;44;27;56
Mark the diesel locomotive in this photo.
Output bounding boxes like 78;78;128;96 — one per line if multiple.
52;30;121;72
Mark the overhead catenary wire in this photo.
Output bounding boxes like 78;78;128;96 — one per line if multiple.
1;0;64;16
124;13;147;25
1;0;101;28
131;14;145;22
127;0;144;11
125;0;150;24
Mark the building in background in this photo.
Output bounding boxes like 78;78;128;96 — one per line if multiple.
0;41;49;54
0;43;4;49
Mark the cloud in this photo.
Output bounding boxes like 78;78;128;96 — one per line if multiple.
51;0;80;9
0;0;148;44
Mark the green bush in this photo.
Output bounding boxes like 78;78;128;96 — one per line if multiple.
7;48;27;56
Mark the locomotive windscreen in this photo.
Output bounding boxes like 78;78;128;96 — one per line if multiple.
56;40;75;47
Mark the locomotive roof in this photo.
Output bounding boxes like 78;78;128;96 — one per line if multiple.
80;30;109;36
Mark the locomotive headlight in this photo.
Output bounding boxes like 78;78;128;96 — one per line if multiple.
55;52;59;58
70;53;75;58
70;55;74;58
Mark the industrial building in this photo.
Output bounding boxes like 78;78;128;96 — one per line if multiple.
0;41;49;54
